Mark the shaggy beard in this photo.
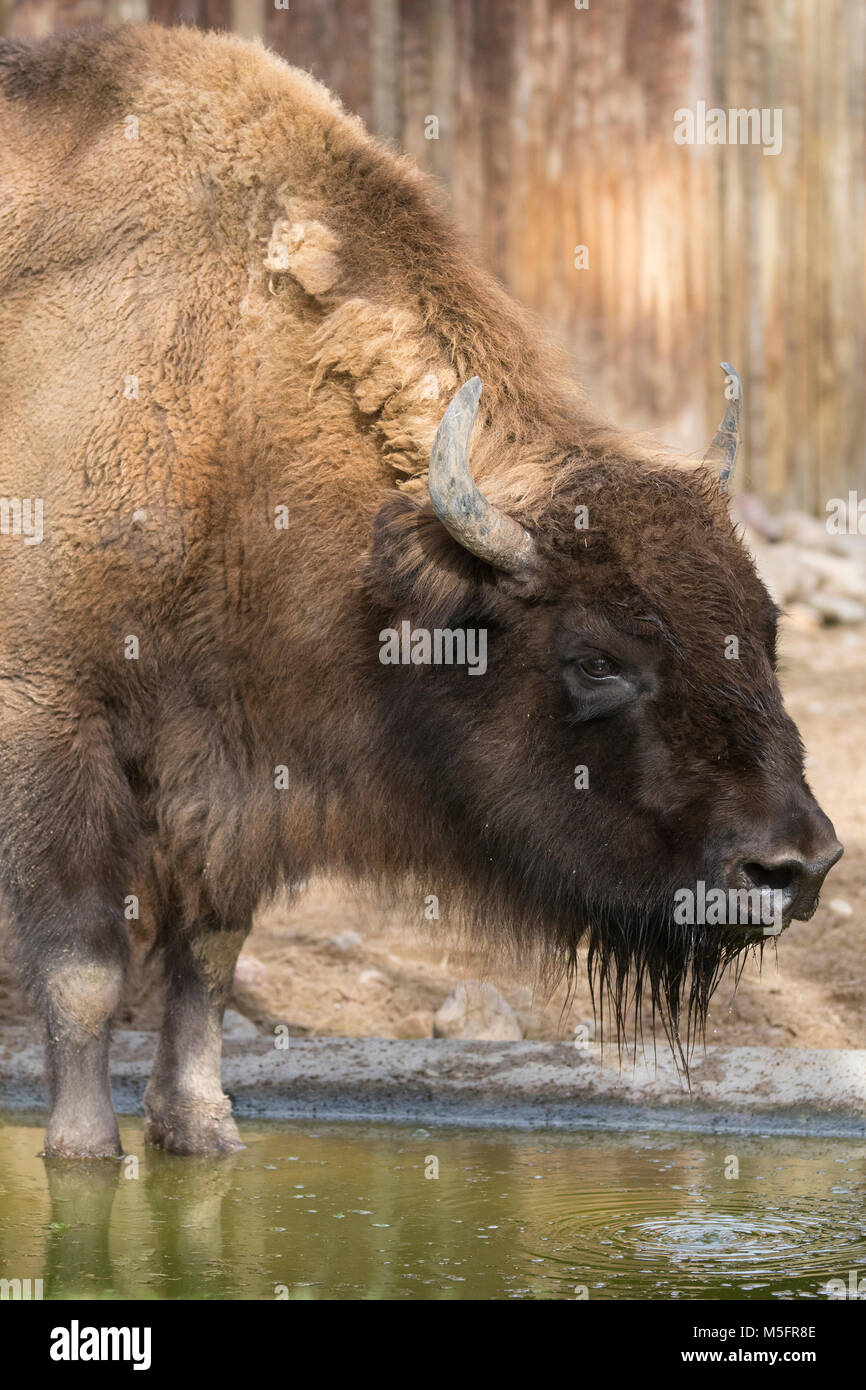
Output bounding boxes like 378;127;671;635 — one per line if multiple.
580;910;761;1065
347;808;763;1066
437;859;763;1068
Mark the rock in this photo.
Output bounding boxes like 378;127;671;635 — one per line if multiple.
809;592;866;625
230;953;282;1029
433;982;523;1041
233;952;269;993
784;602;822;631
230;953;272;1018
358;968;388;987
395;1010;434;1038
327;930;363;954
731;492;783;541
796;549;866;603
749;532;866;621
828;899;854;920
778;510;833;550
223;1008;260;1040
748;540;803;606
826;531;866;562
515;1009;547;1039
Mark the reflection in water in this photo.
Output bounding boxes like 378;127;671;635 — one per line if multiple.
43;1157;121;1298
0;1114;865;1300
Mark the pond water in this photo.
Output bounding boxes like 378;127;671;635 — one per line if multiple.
1;1114;864;1300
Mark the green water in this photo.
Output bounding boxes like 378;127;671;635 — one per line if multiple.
1;1114;864;1300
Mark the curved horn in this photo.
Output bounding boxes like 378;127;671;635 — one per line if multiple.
704;361;743;492
427;377;537;575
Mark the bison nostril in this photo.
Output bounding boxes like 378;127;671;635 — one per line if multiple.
824;840;845;872
742;860;800;896
735;838;843;921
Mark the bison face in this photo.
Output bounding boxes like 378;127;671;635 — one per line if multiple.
366;375;841;1042
548;470;841;938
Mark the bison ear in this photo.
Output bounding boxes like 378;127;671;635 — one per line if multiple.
367;490;501;624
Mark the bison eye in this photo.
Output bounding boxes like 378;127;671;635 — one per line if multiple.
562;649;635;720
578;654;619;680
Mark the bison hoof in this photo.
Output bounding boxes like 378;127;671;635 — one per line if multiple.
43;1119;123;1160
144;1096;244;1155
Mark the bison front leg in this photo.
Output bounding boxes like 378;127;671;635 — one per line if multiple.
15;889;128;1157
0;694;135;1157
43;948;126;1158
144;923;248;1155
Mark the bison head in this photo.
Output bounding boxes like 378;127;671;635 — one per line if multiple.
366;370;841;1047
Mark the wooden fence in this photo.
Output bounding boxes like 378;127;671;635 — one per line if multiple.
4;0;864;511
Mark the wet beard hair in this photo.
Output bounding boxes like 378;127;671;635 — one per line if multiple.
580;908;762;1066
408;847;763;1070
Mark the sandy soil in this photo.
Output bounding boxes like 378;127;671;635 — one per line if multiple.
0;620;863;1050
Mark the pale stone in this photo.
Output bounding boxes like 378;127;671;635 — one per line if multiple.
327;931;363;954
358;968;388;987
395;1010;434;1039
828;899;854;920
810;592;866;625
433;982;523;1041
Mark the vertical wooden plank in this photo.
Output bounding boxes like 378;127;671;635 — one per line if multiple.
371;0;400;141
150;0;197;24
230;0;260;39
815;0;866;508
399;0;432;167
789;0;812;509
198;0;232;31
428;0;456;190
449;0;483;250
475;0;517;282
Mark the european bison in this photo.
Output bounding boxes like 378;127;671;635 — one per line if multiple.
0;25;840;1155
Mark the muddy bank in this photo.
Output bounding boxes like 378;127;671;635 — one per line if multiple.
2;1025;865;1137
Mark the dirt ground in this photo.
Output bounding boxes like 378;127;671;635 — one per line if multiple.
0;620;863;1051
